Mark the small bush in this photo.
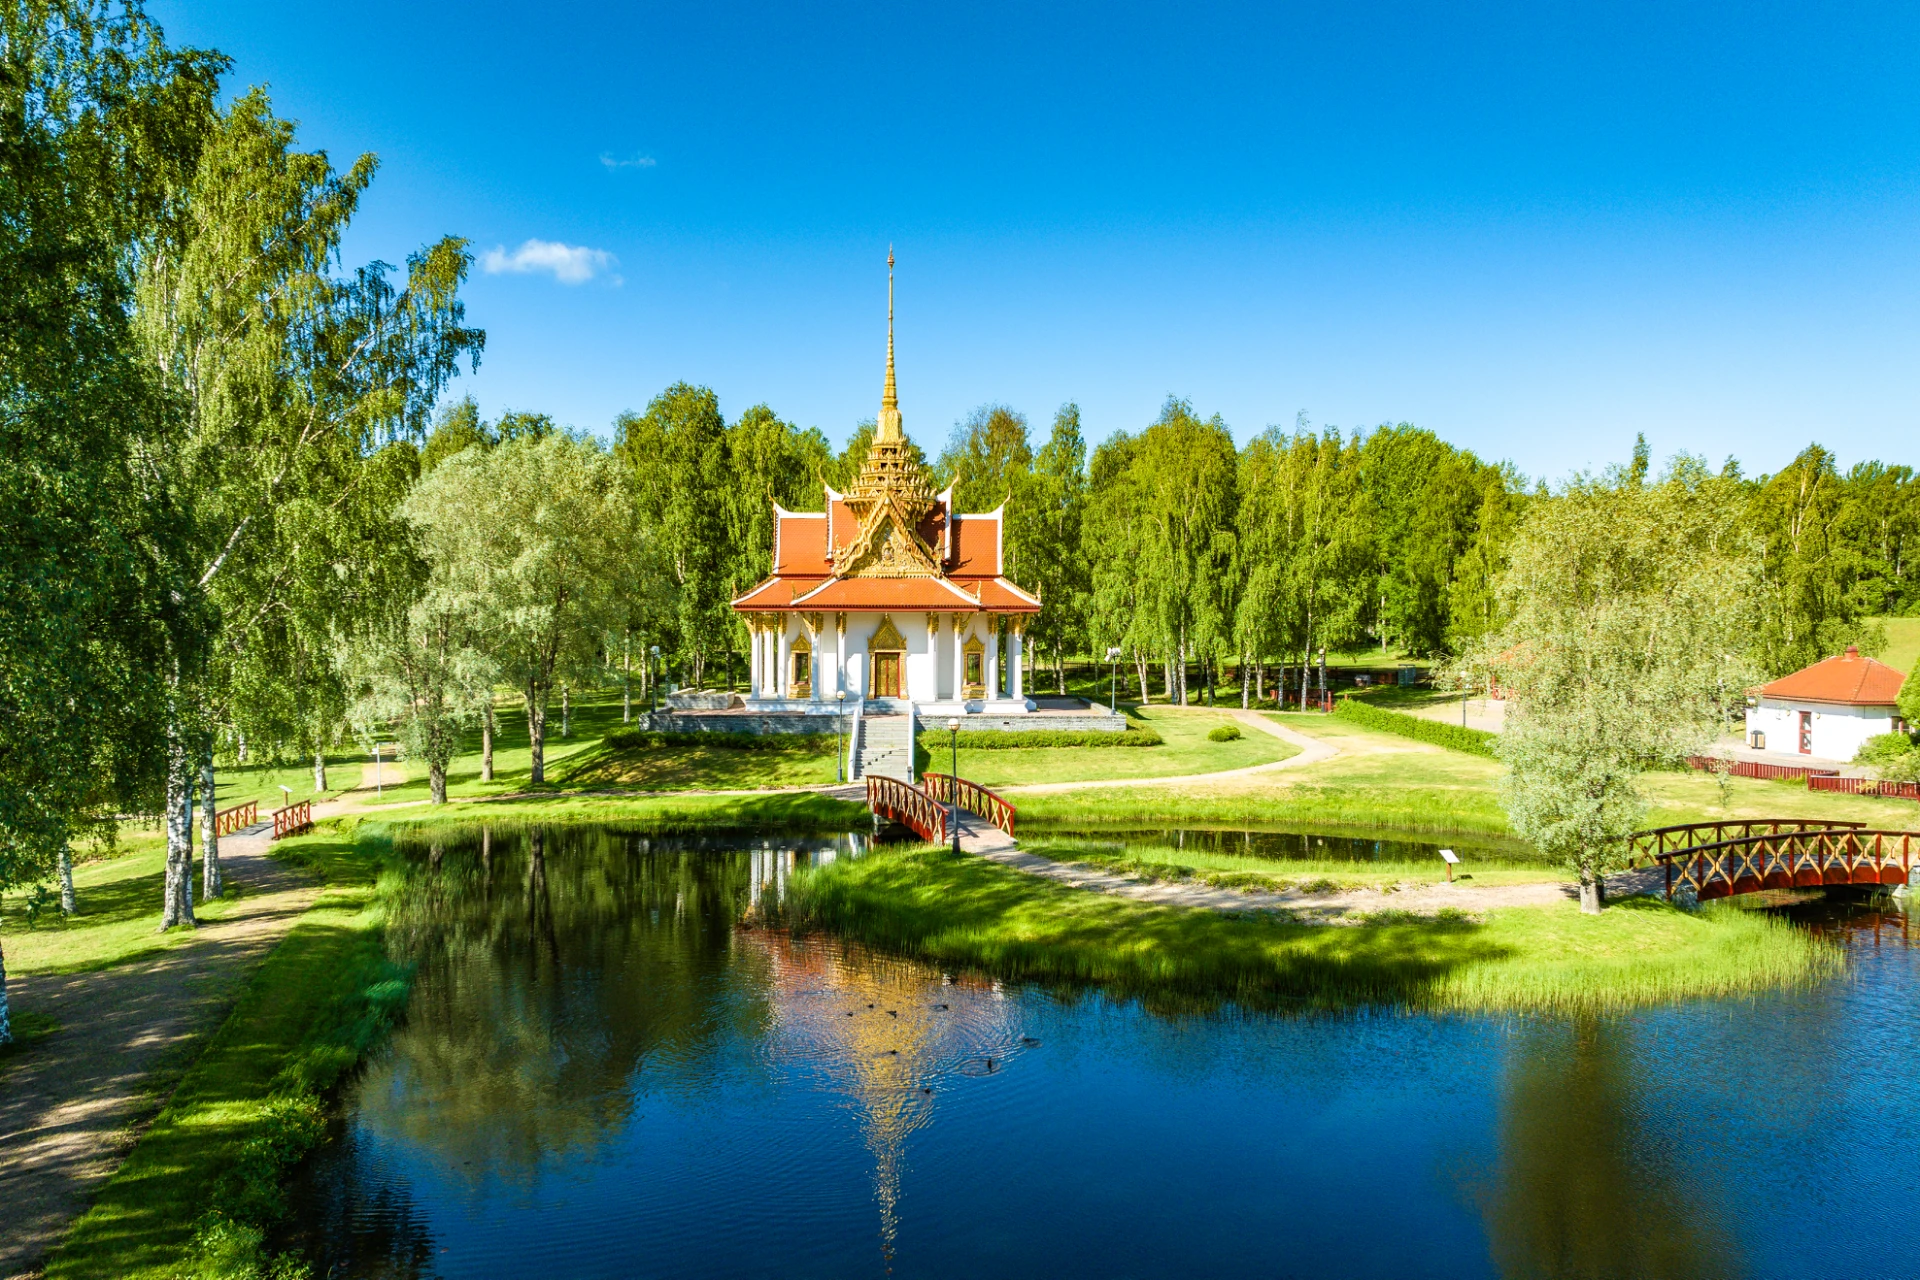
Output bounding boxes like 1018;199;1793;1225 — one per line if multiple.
1207;724;1242;742
1854;732;1920;780
1332;696;1499;758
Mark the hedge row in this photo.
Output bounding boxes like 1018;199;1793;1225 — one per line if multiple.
914;723;1164;750
1331;696;1499;758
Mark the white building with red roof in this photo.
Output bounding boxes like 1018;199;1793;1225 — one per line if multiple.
1744;645;1907;761
732;261;1040;715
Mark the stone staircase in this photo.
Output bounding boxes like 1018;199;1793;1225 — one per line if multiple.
858;712;914;782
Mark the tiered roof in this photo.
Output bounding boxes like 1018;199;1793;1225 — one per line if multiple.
732;256;1039;617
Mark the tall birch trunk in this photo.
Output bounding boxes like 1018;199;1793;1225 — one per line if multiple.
160;727;196;930
312;749;327;793
1241;650;1250;708
200;749;222;899
623;633;632;723
481;703;494;782
1134;653;1150;704
526;682;547;784
0;938;10;1046
561;686;570;738
58;843;75;916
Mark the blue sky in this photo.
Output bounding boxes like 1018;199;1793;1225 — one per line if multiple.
151;0;1920;481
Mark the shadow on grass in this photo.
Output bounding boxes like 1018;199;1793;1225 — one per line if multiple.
783;845;1518;1014
557;733;838;790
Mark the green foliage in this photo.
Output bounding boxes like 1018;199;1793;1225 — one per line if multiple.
914;725;1164;750
1333;695;1498;757
1481;458;1761;899
602;727;808;752
1902;651;1920;726
785;844;1837;1012
1748;445;1891;676
1206;724;1243;742
0;0;221;891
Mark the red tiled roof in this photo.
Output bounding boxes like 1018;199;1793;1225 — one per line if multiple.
1758;646;1905;706
949;511;1001;575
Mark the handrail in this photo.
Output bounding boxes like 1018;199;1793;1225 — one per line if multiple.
865;775;945;844
1625;818;1864;866
848;698;864;781
922;772;1017;836
271;800;313;841
212;801;258;838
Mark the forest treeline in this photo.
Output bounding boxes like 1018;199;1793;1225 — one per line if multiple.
3;1;1917;965
575;386;1915;703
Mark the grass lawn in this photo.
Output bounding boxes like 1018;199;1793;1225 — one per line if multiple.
939;706;1294;788
0;832;270;977
1023;834;1562;893
360;789;869;835
787;843;1839;1013
43;826;405;1280
1870;614;1920;676
559;731;843;789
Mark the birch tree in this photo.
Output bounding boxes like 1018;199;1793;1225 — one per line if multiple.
2;0;222;1028
1485;458;1758;912
137;88;482;927
405;434;638;784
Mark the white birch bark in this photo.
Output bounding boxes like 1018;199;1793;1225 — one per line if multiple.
481;703;494;782
58;843;75;916
160;728;196;930
200;749;222;899
312;749;327;793
526;681;547;783
0;938;10;1046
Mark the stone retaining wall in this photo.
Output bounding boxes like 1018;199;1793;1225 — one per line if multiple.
637;712;844;735
928;714;1126;733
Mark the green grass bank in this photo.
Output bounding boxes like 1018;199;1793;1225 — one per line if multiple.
783;843;1840;1013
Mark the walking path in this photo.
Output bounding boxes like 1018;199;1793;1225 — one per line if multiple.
0;783;394;1280
1000;709;1336;795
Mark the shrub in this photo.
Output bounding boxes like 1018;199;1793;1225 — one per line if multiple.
1332;695;1499;758
1854;731;1920;767
1207;724;1242;742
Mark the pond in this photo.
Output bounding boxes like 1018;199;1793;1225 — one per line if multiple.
282;824;1920;1278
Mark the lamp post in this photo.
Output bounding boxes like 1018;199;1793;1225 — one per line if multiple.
1105;646;1122;715
835;690;847;783
947;717;961;854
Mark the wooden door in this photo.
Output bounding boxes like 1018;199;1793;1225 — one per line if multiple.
873;652;901;698
1798;710;1812;754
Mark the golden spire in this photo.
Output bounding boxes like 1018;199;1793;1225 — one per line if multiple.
877;247;902;442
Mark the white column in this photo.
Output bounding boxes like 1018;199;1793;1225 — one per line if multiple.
748;623;761;697
952;615;967;704
776;623;792;700
927;613;941;701
1011;623;1025;702
834;614;846;699
986;621;1000;701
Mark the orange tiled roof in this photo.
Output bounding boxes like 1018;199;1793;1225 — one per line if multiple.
1757;646;1905;706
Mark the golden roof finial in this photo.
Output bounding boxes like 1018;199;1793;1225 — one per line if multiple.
877;247;902;442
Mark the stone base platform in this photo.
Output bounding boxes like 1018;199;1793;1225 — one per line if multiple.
633;698;1124;736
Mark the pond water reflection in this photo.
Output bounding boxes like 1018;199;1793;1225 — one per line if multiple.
283;826;1920;1279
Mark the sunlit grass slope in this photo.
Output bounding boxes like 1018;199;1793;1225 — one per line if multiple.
788;844;1839;1013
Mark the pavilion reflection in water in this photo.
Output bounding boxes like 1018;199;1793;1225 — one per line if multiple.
737;930;1029;1270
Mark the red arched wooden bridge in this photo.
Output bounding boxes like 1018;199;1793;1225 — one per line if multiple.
1626;819;1864;868
865;775;947;844
1645;826;1919;903
922;772;1017;836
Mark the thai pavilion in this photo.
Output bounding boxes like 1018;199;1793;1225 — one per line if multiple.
732;261;1042;716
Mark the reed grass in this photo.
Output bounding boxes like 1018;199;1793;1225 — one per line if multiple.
784;844;1839;1014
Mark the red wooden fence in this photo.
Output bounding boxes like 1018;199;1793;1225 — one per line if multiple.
1809;775;1920;800
922;772;1017;836
271;800;313;840
1685;756;1840;783
212;801;258;837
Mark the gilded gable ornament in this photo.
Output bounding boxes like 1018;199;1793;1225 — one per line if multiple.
868;614;908;652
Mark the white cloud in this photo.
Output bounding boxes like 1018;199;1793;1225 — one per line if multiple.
600;152;657;169
480;239;616;285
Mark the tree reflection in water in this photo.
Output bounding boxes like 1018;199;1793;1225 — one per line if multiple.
363;825;782;1183
1478;1018;1736;1280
